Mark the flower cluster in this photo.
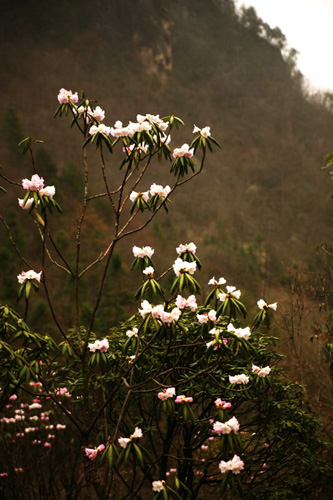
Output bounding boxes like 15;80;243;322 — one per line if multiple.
176;242;197;255
219;455;244;475
227;323;251;340
157;387;176;401
175;395;193;404
17;270;42;284
138;300;181;325
85;444;105;461
229;374;249;385
197;310;217;323
132;246;154;259
213;416;240;435
257;299;277;311
173;258;197;277
172;144;194;158
118;427;143;448
219;285;241;302
88;338;109;353
175;294;197;311
252;365;271;377
193;125;211;138
208;276;226;286
214;399;232;410
57;88;79;104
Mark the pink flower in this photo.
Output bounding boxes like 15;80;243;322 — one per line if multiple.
157;387;176;400
88;338;109;353
193;125;211;138
172;144;194;159
22;174;44;191
9;394;17;401
176;242;197;255
176;294;197;311
214;399;232;410
85;444;105;460
57;88;78;104
44;442;52;448
175;395;193;404
91;106;105;122
85;448;98;460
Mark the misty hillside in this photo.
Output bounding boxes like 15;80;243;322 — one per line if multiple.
1;0;333;328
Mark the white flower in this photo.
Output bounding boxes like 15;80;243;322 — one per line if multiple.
208;276;226;286
257;299;277;311
173;258;197;277
88;338;109;353
252;365;271;377
89;124;111;136
110;121;134;137
39;186;56;198
91;106;105;122
129;120;152;133
219;286;241;302
158;387;176;400
132;246;154;259
131;427;143;439
172;144;194;158
176;242;197;255
149;183;171;198
160;307;181;325
143;266;154;277
18;197;35;210
227;324;251;340
219;455;244;475
213;417;239;435
197;310;217;324
193;125;211;138
152;480;165;492
229;374;249;385
139;300;152;318
17;270;42;284
129;191;150;203
118;437;130;449
126;328;138;338
151;304;164;319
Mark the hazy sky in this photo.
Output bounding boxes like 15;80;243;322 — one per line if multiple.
236;0;333;92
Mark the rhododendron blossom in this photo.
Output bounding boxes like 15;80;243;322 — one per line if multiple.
126;328;138;338
152;480;165;492
172;144;194;158
149;183;171;198
176;242;197;255
143;266;154;277
85;444;105;460
88;338;109;353
110;121;134;137
17;270;42;284
57;88;78;104
208;276;226;286
219;286;241;302
139;300;153;318
22;174;44;191
257;299;277;311
252;365;271;377
176;294;197;311
18;197;34;209
39;186;56;198
227;323;251;340
175;395;193;403
89;124;111;136
219;455;244;475
193;125;211;138
129;191;150;203
214;399;232;410
118;427;143;448
229;374;249;385
158;387;176;400
197;310;217;323
160;307;181;325
173;258;197;276
213;416;239;435
132;246;154;258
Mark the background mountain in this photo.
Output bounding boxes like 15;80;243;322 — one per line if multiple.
0;0;332;338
